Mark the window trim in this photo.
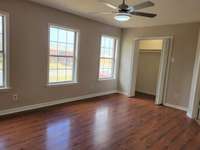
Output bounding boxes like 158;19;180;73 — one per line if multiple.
98;35;119;81
47;23;80;86
0;10;10;89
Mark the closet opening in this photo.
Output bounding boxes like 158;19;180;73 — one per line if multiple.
128;37;173;105
135;39;162;101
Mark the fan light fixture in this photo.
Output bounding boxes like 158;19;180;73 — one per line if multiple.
114;13;131;22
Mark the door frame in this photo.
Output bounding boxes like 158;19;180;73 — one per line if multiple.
128;36;174;105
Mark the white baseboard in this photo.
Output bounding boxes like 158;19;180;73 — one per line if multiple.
0;90;118;117
164;103;188;112
186;112;193;119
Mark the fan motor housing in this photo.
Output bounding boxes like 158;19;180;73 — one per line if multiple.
119;3;129;11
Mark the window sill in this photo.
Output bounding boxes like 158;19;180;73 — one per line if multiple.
47;82;79;87
0;87;12;92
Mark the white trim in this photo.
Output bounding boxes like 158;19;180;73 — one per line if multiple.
164;103;188;112
155;38;172;105
0;11;10;89
162;38;174;105
47;81;79;87
187;30;200;119
0;90;118;117
0;87;11;92
187;112;193;118
128;39;139;97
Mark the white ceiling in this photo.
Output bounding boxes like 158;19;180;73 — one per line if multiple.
30;0;200;28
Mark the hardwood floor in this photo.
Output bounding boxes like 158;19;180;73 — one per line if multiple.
197;120;200;125
0;94;199;150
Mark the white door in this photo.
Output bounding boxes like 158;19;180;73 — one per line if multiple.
155;39;171;104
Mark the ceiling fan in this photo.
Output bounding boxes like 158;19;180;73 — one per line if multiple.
95;0;157;22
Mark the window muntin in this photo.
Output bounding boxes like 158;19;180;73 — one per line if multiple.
99;36;117;79
48;25;78;84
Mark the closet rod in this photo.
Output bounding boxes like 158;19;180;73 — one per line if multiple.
139;49;161;53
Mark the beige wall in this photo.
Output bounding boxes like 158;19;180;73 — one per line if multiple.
0;0;121;111
119;23;200;108
136;51;161;95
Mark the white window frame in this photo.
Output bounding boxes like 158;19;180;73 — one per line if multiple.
0;11;9;90
47;24;79;86
98;35;119;80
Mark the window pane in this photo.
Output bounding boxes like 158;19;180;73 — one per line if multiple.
58;69;67;82
66;57;73;70
109;38;114;49
66;44;74;56
101;48;113;58
50;42;57;55
99;58;113;79
67;31;75;43
49;57;58;70
58;57;67;69
99;68;112;79
49;69;58;83
101;37;115;58
58;29;67;43
66;70;73;81
58;43;67;56
50;27;58;42
100;58;113;69
0;53;3;86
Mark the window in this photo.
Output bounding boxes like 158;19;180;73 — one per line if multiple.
48;25;78;84
0;14;8;88
99;36;118;80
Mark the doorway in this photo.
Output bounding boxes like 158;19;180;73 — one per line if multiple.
135;39;162;101
128;37;173;105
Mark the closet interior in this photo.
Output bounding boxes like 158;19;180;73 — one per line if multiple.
136;39;163;99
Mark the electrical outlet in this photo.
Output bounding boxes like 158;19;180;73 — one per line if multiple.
13;94;18;101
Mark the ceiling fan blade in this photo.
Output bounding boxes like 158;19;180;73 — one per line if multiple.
131;1;155;10
130;11;157;18
99;0;118;10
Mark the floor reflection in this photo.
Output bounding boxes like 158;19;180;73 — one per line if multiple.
46;119;71;150
93;107;110;145
197;119;200;125
0;138;6;150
